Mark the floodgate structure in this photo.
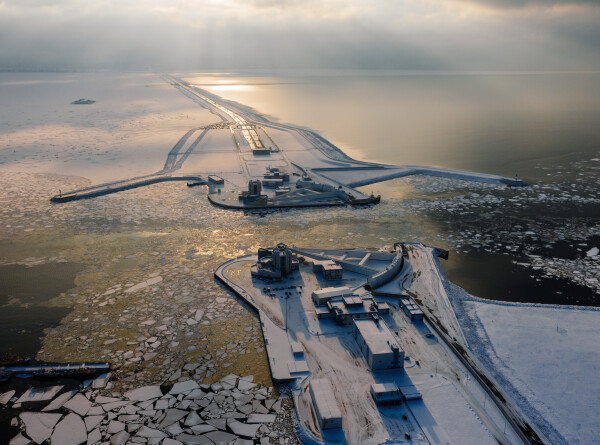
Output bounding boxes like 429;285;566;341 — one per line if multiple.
50;74;526;208
215;243;548;445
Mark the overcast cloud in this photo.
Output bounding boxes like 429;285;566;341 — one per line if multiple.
0;0;598;71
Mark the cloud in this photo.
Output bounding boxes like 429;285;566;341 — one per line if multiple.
0;0;599;71
459;0;598;10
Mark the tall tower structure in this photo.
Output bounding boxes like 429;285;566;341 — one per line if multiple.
248;180;262;196
272;243;293;276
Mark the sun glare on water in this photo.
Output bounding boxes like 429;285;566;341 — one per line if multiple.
210;80;254;92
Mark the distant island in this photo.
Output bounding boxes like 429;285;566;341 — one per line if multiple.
71;98;95;105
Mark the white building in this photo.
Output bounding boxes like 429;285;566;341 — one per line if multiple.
325;297;390;325
311;259;343;280
312;286;352;306
309;378;343;430
370;383;402;406
399;296;424;322
353;318;404;370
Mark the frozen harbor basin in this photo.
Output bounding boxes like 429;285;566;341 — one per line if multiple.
49;74;526;209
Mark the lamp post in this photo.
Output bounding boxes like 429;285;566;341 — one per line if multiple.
285;294;290;332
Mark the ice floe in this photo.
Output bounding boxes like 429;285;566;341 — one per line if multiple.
6;372;294;445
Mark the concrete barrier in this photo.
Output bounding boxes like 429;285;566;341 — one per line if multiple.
367;251;404;289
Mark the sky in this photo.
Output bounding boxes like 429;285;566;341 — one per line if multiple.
0;0;599;72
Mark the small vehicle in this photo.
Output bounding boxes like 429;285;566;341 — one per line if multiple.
425;333;434;338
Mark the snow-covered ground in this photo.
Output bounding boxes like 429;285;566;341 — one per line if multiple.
219;249;524;445
408;245;600;444
461;300;600;445
403;245;468;346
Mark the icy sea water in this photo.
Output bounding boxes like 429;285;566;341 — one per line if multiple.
0;262;83;358
188;71;600;304
0;71;598;377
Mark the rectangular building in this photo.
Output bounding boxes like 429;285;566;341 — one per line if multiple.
275;186;291;196
399;384;422;401
322;262;343;280
353;318;404;370
370;383;402;406
262;178;284;188
208;175;224;185
327;297;390;325
309;379;343;430
311;259;343;280
312;286;352;306
399;297;424;322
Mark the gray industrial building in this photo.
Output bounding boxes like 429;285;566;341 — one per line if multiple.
208;175;224;185
262;177;284;188
353;318;404;370
238;180;268;205
370;383;402;406
310;259;343;280
317;296;390;325
312;287;353;306
309;379;343;430
399;296;424;322
264;167;290;182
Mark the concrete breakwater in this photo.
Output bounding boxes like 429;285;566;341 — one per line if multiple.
50;175;206;203
314;165;528;189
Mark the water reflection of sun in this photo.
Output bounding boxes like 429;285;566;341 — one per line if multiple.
183;77;256;92
210;83;254;92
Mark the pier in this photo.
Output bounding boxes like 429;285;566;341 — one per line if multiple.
313;165;528;188
50;174;206;203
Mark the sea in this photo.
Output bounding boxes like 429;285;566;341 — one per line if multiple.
0;70;598;370
186;70;600;304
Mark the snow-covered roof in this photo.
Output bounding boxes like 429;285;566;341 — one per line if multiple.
354;318;401;355
342;296;364;306
313;286;351;297
309;379;342;422
370;382;399;395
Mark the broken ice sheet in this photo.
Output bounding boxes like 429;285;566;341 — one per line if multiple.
15;386;63;404
19;412;62;444
0;390;15;405
123;385;162;401
42;389;77;412
62;393;92;416
50;413;87;445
